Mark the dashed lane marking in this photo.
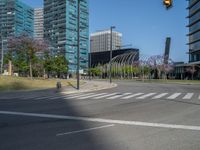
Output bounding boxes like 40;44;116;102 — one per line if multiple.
56;124;115;136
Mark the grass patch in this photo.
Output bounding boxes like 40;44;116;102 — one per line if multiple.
0;76;78;91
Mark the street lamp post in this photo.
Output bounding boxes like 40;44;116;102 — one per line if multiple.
89;39;93;80
77;0;81;90
109;26;116;83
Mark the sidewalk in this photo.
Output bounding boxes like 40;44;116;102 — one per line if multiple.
61;80;117;94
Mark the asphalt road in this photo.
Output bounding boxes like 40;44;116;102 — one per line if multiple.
0;81;200;150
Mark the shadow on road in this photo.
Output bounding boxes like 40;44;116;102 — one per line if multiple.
0;89;122;150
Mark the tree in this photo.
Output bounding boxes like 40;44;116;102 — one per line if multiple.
43;52;53;78
147;55;174;79
186;65;196;80
90;67;101;77
8;34;49;79
52;55;68;78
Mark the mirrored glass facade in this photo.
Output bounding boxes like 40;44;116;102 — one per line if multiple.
0;0;34;64
34;8;44;40
188;0;200;62
44;0;89;73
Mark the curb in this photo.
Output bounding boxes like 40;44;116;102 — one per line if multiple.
61;82;118;94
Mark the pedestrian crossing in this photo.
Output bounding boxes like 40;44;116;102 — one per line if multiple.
152;93;168;99
0;92;200;101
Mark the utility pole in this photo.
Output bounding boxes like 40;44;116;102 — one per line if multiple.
77;0;81;90
109;26;116;83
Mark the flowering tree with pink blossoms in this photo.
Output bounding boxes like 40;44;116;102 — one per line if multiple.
8;34;49;78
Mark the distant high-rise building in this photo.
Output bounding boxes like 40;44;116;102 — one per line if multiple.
44;0;89;73
34;8;44;40
187;0;200;62
0;0;34;66
90;30;122;53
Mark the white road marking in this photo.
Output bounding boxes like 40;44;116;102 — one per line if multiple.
78;93;107;100
121;93;144;99
199;95;200;100
93;93;119;99
183;93;194;100
106;93;132;100
49;93;83;100
56;124;115;136
49;96;67;100
67;93;95;99
20;96;44;100
152;93;168;99
0;96;26;100
34;96;56;100
136;93;156;99
167;93;182;99
1;111;200;131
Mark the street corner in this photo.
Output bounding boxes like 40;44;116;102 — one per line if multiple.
61;80;118;95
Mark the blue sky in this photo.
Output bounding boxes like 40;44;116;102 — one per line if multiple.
21;0;189;62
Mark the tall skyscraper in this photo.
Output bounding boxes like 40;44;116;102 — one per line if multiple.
90;30;122;53
34;8;44;40
187;0;200;62
0;0;34;67
44;0;89;73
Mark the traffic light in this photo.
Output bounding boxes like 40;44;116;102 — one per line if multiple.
163;0;173;9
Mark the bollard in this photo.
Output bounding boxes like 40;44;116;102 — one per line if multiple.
56;82;62;90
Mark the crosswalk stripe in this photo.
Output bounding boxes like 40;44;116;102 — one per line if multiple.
20;96;42;99
152;93;168;99
49;96;67;100
67;93;95;99
93;93;119;99
34;96;55;100
136;93;156;99
198;95;200;100
49;93;83;100
183;93;194;99
106;93;132;100
78;93;107;100
121;93;144;99
167;93;182;99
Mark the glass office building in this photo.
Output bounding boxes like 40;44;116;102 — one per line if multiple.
44;0;89;73
0;0;34;38
0;0;34;66
34;8;44;40
187;0;200;62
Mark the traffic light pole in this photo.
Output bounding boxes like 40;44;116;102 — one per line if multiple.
77;0;80;90
89;39;93;81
